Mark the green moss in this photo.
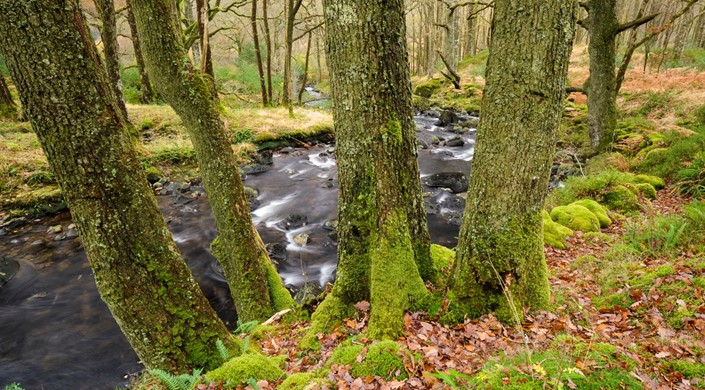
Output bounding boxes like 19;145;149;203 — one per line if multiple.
330;340;365;366
430;244;455;272
635;183;657;199
381;118;403;143
302;293;354;350
550;205;601;232
601;185;640;212
278;373;316;390
262;255;296;311
413;78;445;98
570;199;612;228
350;341;407;380
664;360;705;379
205;353;284;388
542;210;574;249
634;174;666;190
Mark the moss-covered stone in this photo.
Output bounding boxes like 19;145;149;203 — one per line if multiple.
413;78;445;98
571;199;612;228
601;185;640;212
205;353;285;388
634;174;666;190
278;372;333;390
635;183;657;199
542;210;574;249
430;244;455;273
550;205;601;232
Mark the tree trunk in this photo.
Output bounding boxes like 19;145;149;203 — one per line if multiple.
297;31;312;105
283;0;302;110
585;0;619;151
196;0;215;84
310;0;432;341
130;0;295;322
183;0;200;64
450;0;576;322
96;0;131;123
0;0;233;372
263;0;274;104
0;72;15;119
126;0;155;103
251;0;269;106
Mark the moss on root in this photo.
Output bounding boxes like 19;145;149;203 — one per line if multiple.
204;353;285;388
330;340;409;380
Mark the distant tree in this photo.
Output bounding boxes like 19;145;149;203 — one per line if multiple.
95;0;131;123
251;0;269;106
126;0;156;103
0;0;233;371
309;0;433;340
130;0;295;322
0;71;15;119
450;0;576;321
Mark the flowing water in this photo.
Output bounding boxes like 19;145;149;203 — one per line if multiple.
0;114;475;389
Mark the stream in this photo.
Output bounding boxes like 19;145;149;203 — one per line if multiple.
0;113;476;389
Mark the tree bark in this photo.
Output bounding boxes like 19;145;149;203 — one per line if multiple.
251;0;269;106
0;0;233;372
96;0;131;123
309;0;432;341
0;71;15;119
262;0;274;104
196;0;215;87
584;0;619;151
451;0;576;322
126;0;155;103
283;0;302;110
130;0;295;322
297;31;312;105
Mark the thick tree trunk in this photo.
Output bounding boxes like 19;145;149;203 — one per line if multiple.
96;0;131;123
251;0;269;106
451;0;575;322
130;0;295;322
126;0;155;103
585;0;619;151
0;72;15;119
310;0;432;341
0;0;233;372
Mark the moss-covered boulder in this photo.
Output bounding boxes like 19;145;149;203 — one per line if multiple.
634;174;666;190
278;372;333;390
571;199;611;228
601;185;640;212
542;210;574;249
205;353;285;388
550;205;601;233
413;78;445;98
430;244;455;272
636;183;657;199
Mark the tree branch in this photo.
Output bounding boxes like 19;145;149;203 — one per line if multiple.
616;13;659;34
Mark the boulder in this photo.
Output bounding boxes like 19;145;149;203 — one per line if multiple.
423;172;469;193
435;110;459;126
550;204;601;233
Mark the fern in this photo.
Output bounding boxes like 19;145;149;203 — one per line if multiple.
216;339;230;362
664;222;687;250
246;378;261;390
234;320;259;334
3;383;25;390
242;336;251;354
426;370;472;389
149;368;203;390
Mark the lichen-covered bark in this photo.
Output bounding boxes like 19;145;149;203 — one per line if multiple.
96;0;130;123
130;0;294;322
0;72;15;119
126;0;155;103
309;0;432;340
450;0;576;322
585;0;618;151
0;0;233;372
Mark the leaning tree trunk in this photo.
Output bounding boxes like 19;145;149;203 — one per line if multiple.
130;0;295;322
0;72;15;119
126;0;155;103
309;0;433;341
585;0;619;151
96;0;131;123
0;0;233;372
450;0;576;322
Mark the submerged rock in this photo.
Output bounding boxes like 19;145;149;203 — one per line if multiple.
284;214;308;230
423;172;469;193
445;136;465;147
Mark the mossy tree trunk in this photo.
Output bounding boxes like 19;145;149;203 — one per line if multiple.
450;0;576;322
0;71;15;119
251;0;269;106
0;0;233;372
96;0;130;123
282;0;302;110
130;0;295;322
584;0;619;152
310;0;433;340
126;0;156;104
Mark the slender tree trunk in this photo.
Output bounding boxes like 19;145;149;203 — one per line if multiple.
130;0;295;322
183;0;200;64
310;0;433;341
126;0;155;103
283;0;302;110
315;34;323;83
196;0;215;83
0;0;234;372
451;0;576;322
263;0;274;104
251;0;269;106
585;0;619;151
96;0;131;123
0;72;15;119
297;31;312;105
